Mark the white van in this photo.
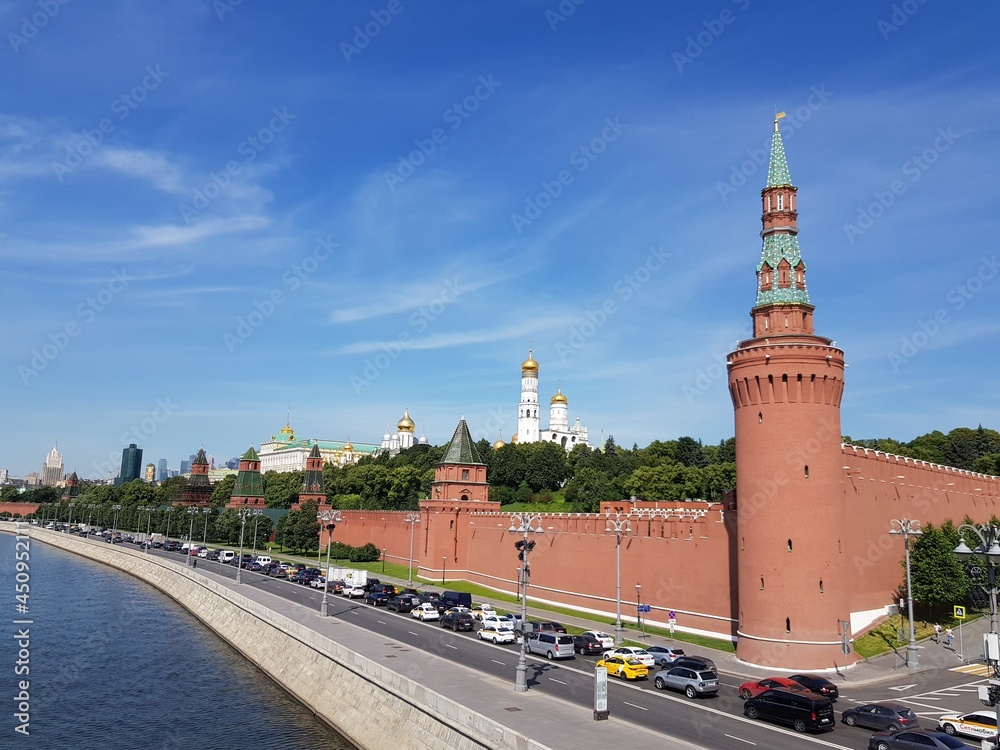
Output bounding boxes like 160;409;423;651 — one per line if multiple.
219;550;236;564
525;632;575;660
253;555;271;566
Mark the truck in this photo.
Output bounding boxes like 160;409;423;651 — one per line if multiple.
329;568;368;588
150;533;166;546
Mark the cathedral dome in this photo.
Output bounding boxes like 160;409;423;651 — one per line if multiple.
493;434;506;450
551;388;568;404
521;348;539;376
397;408;415;432
344;440;354;452
511;433;519;444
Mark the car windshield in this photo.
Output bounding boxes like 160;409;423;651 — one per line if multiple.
897;708;915;718
697;671;718;680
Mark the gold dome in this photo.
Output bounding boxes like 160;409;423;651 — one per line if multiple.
397;408;415;432
493;439;506;450
510;433;519;444
343;440;354;452
551;388;568;405
521;348;539;376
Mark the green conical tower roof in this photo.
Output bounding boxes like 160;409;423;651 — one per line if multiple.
440;419;484;466
766;119;792;187
241;444;260;462
232;444;264;498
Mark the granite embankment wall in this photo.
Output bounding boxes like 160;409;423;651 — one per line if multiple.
4;523;547;750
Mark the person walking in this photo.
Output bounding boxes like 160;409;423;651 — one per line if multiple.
933;623;942;643
945;627;954;646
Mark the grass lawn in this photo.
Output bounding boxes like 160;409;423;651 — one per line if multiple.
853;613;980;659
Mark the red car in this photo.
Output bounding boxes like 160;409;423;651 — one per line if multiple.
738;677;803;699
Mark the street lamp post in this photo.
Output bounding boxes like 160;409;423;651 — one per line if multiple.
111;504;122;540
890;518;922;669
250;510;262;561
605;514;632;645
635;583;643;638
317;509;342;616
405;512;420;586
144;506;153;551
509;513;544;693
202;507;211;550
67;503;75;530
955;523;1000;748
442;556;447;586
85;504;95;537
382;548;386;573
235;508;257;584
186;507;199;566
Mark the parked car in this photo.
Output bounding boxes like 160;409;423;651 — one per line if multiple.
534;620;568;634
841;703;919;732
411;603;440;621
653;666;719;698
478;624;516;644
601;647;655;668
867;730;966;750
743;688;835;733
480;616;514;632
738;677;804;700
573;633;605;656
672;655;717;672
525;632;574;660
387;595;420;614
294;570;322;586
597;655;648;681
309;576;327;589
471;604;497;620
440;610;475;631
646;645;686;668
788;673;839;699
342;585;366;598
329;579;346;593
936;709;998;740
364;590;390;606
579;630;615;649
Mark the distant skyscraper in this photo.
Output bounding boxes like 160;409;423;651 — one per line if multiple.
0;469;8;484
41;446;64;486
116;443;143;486
157;458;168;482
179;460;191;475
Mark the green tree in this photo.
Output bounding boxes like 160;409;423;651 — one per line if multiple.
210;475;236;505
524;441;568;492
675;436;707;468
908;521;969;620
564;466;613;512
263;470;303;508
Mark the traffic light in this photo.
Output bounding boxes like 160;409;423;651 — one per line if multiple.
514;539;535;561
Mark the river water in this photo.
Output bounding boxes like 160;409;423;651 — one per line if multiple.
0;531;355;749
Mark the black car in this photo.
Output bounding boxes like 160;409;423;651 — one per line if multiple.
789;673;839;700
842;703;919;732
744;688;835;733
440;610;475;631
672;655;717;672
573;633;604;655
364;590;390;606
533;621;568;634
387;595;419;613
867;729;965;750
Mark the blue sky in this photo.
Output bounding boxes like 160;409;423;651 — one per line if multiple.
3;0;999;479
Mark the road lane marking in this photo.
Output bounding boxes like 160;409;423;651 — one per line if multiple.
491;659;506;665
446;644;458;650
623;701;648;710
377;620;386;624
408;631;419;636
548;678;566;685
725;735;756;745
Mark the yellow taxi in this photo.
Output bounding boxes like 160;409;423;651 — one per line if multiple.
936;710;997;740
596;655;648;681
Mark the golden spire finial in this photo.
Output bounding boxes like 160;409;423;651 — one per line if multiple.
774;111;786;132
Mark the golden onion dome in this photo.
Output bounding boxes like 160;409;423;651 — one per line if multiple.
521;348;539;376
279;421;294;435
510;433;519;444
493;439;506;450
551;388;568;405
397;408;415;432
344;440;354;452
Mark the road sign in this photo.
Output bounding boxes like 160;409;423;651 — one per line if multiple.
637;604;651;613
955;605;967;620
594;667;609;720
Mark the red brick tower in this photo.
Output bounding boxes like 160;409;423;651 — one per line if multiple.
727;114;852;669
429;419;490;503
226;444;266;508
179;447;214;506
292;443;327;510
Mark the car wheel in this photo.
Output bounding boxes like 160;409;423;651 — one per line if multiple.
492;636;500;644
546;651;554;660
875;742;891;750
685;686;697;699
739;688;751;699
886;723;899;732
477;631;484;639
792;719;807;733
745;706;759;720
843;715;856;727
654;677;666;690
942;724;956;736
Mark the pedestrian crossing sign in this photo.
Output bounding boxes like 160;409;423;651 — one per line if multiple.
954;605;966;619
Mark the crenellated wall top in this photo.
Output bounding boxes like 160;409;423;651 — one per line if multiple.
841;443;1000;483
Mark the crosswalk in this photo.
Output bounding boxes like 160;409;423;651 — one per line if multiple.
952;662;993;677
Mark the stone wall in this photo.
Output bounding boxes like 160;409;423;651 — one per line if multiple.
3;523;548;750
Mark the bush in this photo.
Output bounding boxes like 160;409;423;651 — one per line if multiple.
349;543;381;563
328;541;353;559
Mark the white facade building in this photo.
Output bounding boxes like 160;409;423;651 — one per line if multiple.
512;349;590;452
380;408;426;457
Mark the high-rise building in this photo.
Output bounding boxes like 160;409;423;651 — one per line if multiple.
157;458;168;482
179;459;191;475
116;443;143;486
41;446;64;486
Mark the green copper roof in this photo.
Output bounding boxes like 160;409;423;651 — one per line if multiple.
766;126;791;187
241;445;260;462
440;419;484;466
755;234;811;306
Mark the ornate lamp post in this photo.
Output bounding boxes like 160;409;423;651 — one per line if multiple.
111;504;122;540
605;514;632;645
405;512;420;586
317;509;342;616
889;518;922;669
955;523;1000;745
235;508;260;584
85;504;96;537
508;513;544;693
202;507;212;550
442;556;447;586
67;503;75;530
186;506;199;566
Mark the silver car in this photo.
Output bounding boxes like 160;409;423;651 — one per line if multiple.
653;666;719;698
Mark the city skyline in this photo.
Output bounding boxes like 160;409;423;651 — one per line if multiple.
3;2;999;478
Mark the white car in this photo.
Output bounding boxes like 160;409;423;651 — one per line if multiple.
342;585;365;598
471;604;497;620
481;616;514;631
478;625;516;644
602;647;655;668
581;630;615;649
411;603;440;621
937;710;998;740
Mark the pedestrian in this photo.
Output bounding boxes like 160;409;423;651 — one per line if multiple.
933;623;941;643
945;627;953;646
192;558;197;569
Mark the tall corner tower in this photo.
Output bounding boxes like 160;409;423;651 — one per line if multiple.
727;114;851;669
517;348;540;444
